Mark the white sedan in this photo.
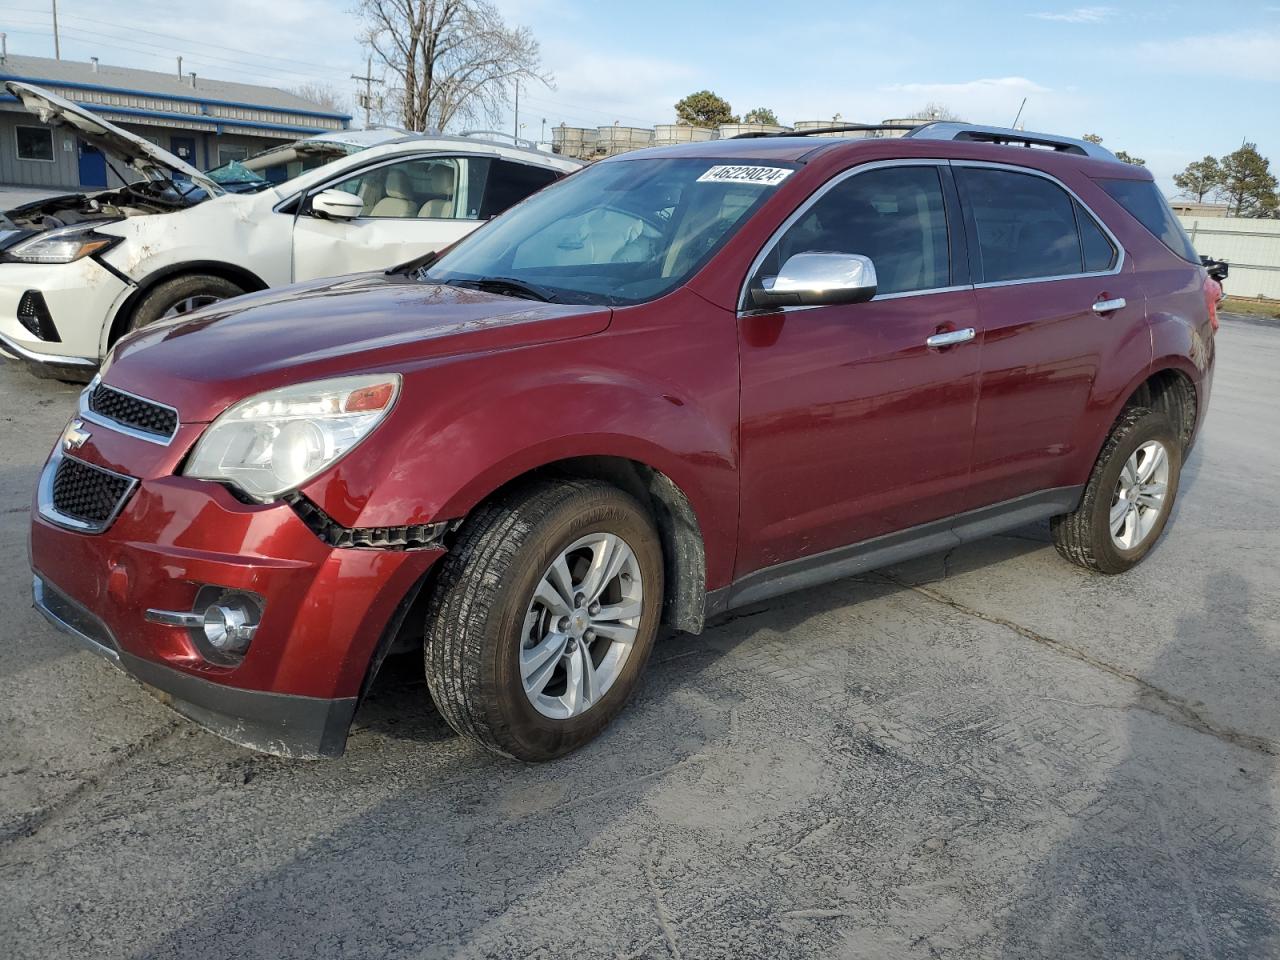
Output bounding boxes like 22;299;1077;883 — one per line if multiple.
0;82;580;376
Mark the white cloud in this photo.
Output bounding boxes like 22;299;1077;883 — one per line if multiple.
515;45;697;129
1136;30;1280;82
1031;6;1117;23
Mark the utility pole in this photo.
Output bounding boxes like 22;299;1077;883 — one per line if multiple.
51;0;61;59
513;79;519;141
350;57;383;129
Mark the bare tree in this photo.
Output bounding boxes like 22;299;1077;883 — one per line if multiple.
914;101;959;121
357;0;550;132
290;82;348;114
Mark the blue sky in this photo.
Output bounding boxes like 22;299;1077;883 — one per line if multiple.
3;0;1279;193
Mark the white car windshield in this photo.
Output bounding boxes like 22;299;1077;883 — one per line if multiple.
421;157;796;305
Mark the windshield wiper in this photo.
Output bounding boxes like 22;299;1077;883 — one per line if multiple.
445;277;559;303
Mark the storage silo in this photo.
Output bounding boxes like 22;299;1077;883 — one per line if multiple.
551;125;599;159
878;118;928;138
717;122;791;139
792;120;874;138
652;124;717;146
596;125;655;156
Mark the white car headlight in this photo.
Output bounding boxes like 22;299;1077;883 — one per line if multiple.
7;222;122;264
184;374;401;500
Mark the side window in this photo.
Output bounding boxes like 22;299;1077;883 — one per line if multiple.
324;157;468;219
957;167;1085;282
478;160;561;219
1077;200;1118;273
1097;177;1199;263
755;165;950;297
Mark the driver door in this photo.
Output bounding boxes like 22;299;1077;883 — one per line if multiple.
290;155;481;283
735;162;983;579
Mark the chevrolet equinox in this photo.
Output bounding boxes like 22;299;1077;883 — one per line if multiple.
29;122;1217;761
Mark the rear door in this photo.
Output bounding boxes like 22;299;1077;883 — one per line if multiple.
956;162;1148;507
735;161;983;577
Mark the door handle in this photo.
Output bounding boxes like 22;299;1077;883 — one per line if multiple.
925;327;976;348
1092;297;1127;313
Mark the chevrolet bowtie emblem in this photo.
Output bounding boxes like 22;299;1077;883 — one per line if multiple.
62;419;91;451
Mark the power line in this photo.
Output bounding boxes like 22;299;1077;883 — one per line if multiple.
5;5;346;73
0;23;347;89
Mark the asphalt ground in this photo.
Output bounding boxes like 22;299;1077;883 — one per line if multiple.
1;314;1277;959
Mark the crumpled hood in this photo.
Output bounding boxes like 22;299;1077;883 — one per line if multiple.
106;272;612;422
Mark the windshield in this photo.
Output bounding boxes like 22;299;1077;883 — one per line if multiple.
422;157;796;305
205;159;269;188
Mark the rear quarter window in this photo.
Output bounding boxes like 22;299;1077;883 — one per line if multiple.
1096;178;1199;263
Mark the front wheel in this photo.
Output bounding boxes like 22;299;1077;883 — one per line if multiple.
424;480;664;761
1051;406;1182;574
124;273;246;334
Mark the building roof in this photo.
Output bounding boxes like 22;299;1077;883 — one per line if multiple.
0;53;349;120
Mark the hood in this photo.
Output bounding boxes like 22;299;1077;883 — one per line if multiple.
5;81;222;195
106;273;612;421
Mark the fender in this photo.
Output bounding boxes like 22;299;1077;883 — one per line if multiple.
298;305;743;589
99;259;272;356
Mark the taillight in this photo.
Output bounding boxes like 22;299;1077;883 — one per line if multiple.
1204;276;1222;332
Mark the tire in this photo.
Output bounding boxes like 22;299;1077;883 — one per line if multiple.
1051;406;1182;574
424;479;664;761
124;273;245;334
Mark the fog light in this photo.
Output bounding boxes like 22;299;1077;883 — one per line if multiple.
145;587;262;665
203;602;256;653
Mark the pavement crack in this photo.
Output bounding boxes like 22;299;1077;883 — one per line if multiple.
0;720;182;851
878;573;1277;758
644;845;682;959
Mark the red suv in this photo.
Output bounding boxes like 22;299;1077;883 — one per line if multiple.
29;123;1216;761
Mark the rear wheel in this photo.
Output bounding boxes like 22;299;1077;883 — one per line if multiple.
124;273;245;334
423;480;664;761
1051;407;1181;574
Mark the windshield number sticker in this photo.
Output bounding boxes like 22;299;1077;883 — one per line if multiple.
696;165;793;187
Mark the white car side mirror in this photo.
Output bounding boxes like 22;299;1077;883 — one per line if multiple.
310;189;364;221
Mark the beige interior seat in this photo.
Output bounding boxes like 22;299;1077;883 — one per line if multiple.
368;169;419;218
417;165;457;218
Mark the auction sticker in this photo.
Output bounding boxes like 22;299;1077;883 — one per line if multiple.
696;165;793;186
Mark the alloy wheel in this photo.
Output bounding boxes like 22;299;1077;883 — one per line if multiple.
161;294;223;319
1110;439;1170;550
519;532;643;720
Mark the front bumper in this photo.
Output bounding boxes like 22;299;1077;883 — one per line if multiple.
34;574;359;757
0;256;131;369
30;461;444;758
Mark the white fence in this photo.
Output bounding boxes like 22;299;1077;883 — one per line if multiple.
1178;215;1280;300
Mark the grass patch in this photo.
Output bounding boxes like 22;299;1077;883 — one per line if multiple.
1222;298;1280;319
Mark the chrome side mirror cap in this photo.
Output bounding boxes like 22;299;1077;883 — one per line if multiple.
310;188;365;221
752;252;878;308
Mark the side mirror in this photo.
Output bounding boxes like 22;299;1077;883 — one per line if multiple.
310;189;365;221
752;252;878;308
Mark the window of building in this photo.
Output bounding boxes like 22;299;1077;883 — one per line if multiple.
218;145;250;165
16;126;55;162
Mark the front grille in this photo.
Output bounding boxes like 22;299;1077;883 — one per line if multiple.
49;456;136;530
88;384;178;441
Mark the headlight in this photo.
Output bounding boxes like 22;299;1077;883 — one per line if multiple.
7;222;123;264
184;374;401;500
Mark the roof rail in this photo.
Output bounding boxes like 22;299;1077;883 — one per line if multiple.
904;122;1115;160
733;123;922;139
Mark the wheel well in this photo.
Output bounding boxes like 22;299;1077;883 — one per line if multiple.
1124;369;1198;448
468;456;709;635
108;262;269;347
